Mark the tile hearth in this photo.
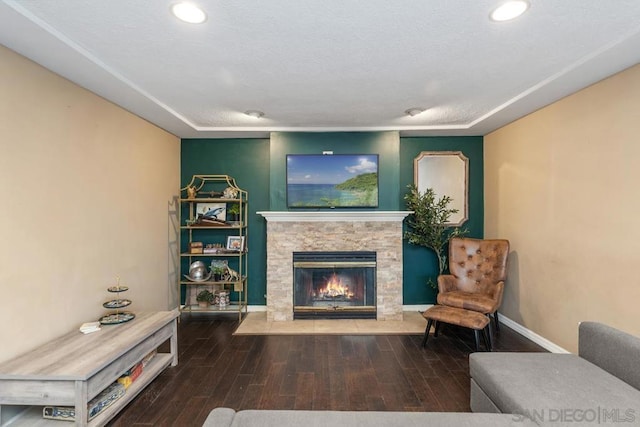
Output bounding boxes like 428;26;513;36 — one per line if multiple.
234;311;427;335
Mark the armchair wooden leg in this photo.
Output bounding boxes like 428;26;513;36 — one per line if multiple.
482;326;492;351
434;320;442;337
473;329;481;352
486;314;494;343
422;318;434;348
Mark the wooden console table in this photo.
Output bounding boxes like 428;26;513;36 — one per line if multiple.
0;310;179;426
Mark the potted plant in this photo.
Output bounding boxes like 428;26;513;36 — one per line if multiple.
227;203;240;224
196;289;214;308
212;266;226;282
404;184;468;288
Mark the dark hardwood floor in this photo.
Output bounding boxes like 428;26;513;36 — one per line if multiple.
108;313;545;426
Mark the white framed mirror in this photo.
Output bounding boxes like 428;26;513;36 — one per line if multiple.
414;151;469;226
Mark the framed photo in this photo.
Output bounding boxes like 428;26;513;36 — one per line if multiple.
196;203;226;221
226;236;245;251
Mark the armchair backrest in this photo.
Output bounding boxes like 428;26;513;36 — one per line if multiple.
448;237;510;294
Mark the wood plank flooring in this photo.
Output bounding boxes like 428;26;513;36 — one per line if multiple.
108;312;545;427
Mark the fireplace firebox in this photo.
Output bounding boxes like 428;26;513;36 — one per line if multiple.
293;251;376;319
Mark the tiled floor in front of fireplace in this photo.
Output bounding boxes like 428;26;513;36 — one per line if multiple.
234;311;427;335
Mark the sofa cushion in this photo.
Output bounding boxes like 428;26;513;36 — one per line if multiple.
470;353;640;422
205;407;236;426
203;408;536;427
470;378;502;414
579;321;640;391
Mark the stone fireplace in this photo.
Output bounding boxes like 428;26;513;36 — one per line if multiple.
257;211;411;322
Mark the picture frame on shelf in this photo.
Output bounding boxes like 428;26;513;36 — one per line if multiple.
226;236;245;251
196;203;226;221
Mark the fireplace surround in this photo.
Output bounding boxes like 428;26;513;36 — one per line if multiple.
258;211;411;322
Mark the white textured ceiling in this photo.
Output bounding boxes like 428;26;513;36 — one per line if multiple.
1;0;640;138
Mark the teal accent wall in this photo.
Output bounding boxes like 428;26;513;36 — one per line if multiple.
269;132;400;210
181;134;483;307
181;138;270;305
399;136;484;304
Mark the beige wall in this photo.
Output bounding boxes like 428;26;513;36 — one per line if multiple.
0;45;180;363
485;63;640;353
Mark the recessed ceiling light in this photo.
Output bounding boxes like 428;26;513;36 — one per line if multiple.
490;1;529;22
405;108;425;117
171;2;207;24
244;110;264;119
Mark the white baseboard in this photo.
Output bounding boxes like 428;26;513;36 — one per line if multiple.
498;314;570;354
247;305;267;312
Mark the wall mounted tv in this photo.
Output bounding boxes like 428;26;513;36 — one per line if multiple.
286;154;379;208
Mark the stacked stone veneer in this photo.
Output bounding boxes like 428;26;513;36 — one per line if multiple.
266;220;404;322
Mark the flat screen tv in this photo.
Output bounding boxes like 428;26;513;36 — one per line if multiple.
286;154;379;208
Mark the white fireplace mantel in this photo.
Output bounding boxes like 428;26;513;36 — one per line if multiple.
257;211;412;222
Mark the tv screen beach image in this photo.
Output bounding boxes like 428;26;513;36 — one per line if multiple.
286;154;379;208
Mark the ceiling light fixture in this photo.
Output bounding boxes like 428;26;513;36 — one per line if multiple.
244;110;264;119
490;1;529;22
171;2;207;24
404;108;425;117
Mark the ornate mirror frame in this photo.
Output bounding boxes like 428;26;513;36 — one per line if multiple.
413;151;469;226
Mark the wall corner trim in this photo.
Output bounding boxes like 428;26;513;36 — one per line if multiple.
499;314;570;354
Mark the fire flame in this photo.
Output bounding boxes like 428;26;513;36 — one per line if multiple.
317;273;354;299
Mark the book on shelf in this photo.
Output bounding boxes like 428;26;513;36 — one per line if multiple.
117;361;143;389
195;215;230;226
116;350;156;389
42;382;125;421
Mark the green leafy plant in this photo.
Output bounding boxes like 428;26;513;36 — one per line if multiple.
404;184;468;288
227;203;241;223
211;266;226;281
196;289;214;303
227;203;240;216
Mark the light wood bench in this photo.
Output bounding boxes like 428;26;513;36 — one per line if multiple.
0;310;179;426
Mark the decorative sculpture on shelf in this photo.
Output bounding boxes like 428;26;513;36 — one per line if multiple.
186;185;197;199
223;266;240;282
223;186;238;199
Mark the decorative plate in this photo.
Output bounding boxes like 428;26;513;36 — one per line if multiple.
99;312;135;325
107;285;129;293
103;299;132;309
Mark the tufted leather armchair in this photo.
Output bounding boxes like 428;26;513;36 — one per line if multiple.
437;237;510;331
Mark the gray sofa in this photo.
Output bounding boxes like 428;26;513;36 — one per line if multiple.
204;322;639;426
203;408;535;426
470;322;640;425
